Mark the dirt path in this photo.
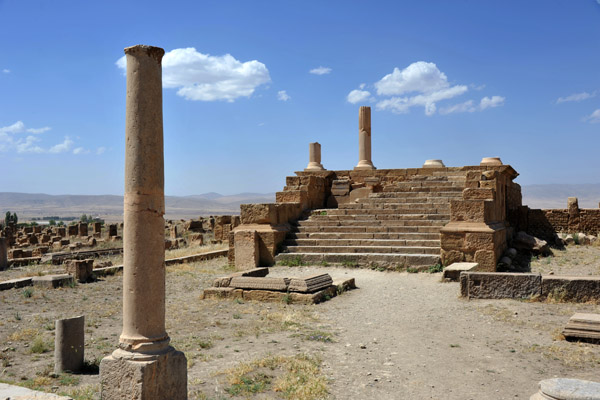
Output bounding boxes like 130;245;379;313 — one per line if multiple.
269;266;600;400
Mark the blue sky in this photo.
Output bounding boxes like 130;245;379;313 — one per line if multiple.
1;0;599;196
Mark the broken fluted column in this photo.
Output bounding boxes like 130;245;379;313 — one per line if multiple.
100;45;187;399
354;106;376;170
305;142;325;171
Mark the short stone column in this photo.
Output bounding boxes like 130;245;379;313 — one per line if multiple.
305;142;325;171
0;237;7;271
99;45;187;400
354;106;375;170
55;316;84;373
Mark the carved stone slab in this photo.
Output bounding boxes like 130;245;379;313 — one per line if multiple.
288;274;333;293
229;276;290;291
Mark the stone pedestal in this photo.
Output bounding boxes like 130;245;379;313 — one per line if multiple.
305;142;325;171
100;348;187;400
55;316;84;373
423;159;445;168
480;156;502;166
530;378;600;400
354;106;375;170
100;44;186;399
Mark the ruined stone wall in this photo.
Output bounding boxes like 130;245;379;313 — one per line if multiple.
522;208;600;241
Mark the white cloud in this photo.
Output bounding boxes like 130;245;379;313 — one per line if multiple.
16;136;44;154
479;95;505;110
556;91;596;104
347;89;372;104
309;66;332;75
27;126;51;134
375;62;451;96
376;85;468;115
277;90;290;101
439;100;476;115
116;47;271;102
96;146;106;155
0;121;25;134
73;147;90;155
585;109;600;123
440;96;505;115
2;69;10;74
49;137;74;154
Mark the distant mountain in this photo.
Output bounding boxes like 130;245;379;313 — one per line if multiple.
522;184;600;209
0;192;274;222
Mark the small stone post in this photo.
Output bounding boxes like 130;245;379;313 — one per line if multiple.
567;197;580;233
99;45;187;399
354;106;375;170
305;142;325;171
0;237;7;271
55;316;84;374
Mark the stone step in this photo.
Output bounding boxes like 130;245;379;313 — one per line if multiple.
296;219;448;227
393;181;464;188
406;175;466;182
338;202;450;210
283;245;440;255
318;208;448;215
288;232;440;240
275;252;441;269
370;191;464;198
383;186;464;193
293;225;443;233
285;238;440;247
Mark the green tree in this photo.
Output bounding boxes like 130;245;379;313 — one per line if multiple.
49;219;56;226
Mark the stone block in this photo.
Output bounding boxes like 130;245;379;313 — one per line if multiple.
78;223;88;237
0;277;33;291
0;237;7;271
464;272;541;299
240;203;278;224
474;250;496;272
450;200;494;223
443;262;478;282
441;249;464;266
243;290;286;302
464;232;495;251
441;232;465;251
542;276;600;303
234;230;260;270
462;188;495;200
229;276;290;291
100;348;187;400
288;274;333;293
65;259;94;283
231;267;270;278
32;274;74;288
54;315;84;373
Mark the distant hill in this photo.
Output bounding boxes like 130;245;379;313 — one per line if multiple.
0;192;275;222
522;184;600;209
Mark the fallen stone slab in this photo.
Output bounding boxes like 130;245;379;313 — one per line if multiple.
542;276;600;303
288;273;333;293
229;276;290;291
93;265;123;277
0;382;73;399
443;262;478;282
562;313;600;343
530;378;600;400
32;274;74;288
231;267;270;278
0;277;33;291
460;272;541;299
333;277;357;292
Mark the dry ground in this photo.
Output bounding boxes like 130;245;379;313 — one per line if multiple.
0;245;599;399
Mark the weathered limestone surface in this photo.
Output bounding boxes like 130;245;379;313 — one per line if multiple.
32;274;73;288
54;316;84;373
443;262;478;281
355;106;375;170
542;276;600;303
288;274;333;293
100;44;186;400
562;313;600;342
230;276;290;291
461;272;541;299
234;230;260;270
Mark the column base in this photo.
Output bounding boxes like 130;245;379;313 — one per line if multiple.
354;160;376;170
100;346;187;399
304;162;325;171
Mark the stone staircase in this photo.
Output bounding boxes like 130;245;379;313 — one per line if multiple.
275;174;466;270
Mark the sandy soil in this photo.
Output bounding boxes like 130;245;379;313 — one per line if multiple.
1;246;599;399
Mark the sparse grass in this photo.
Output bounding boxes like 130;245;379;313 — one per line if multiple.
22;287;33;298
223;353;328;400
303;330;334;343
525;342;600;368
30;336;51;354
278;256;305;267
341;259;358;268
407;267;419;273
428;263;444;273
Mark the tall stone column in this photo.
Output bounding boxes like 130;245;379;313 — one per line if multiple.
100;45;187;400
354;106;375;170
305;142;325;171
